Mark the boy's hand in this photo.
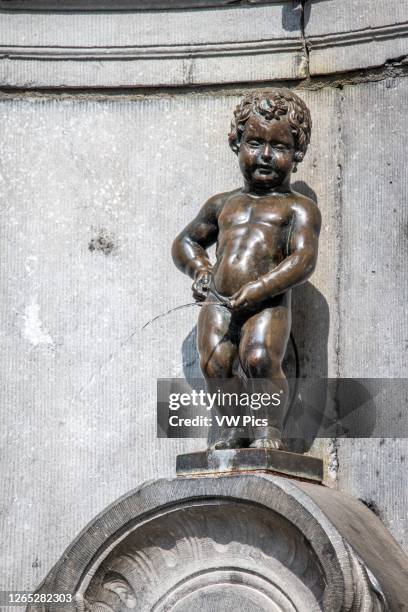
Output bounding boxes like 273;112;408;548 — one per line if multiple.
229;280;265;311
192;269;212;302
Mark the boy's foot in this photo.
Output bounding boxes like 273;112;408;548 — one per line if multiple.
210;428;249;450
211;437;247;450
249;437;282;450
249;425;283;450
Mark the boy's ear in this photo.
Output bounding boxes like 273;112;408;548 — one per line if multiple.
229;140;240;155
294;151;304;163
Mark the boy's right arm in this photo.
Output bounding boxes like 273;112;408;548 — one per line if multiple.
172;192;226;301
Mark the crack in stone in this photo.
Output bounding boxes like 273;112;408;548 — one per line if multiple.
327;87;345;484
299;0;311;79
335;88;344;383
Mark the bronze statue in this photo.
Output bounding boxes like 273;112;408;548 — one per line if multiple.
172;90;320;450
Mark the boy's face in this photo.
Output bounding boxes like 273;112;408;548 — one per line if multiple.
238;114;296;191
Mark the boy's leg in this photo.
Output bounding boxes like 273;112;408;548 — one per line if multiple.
197;302;247;449
238;293;291;449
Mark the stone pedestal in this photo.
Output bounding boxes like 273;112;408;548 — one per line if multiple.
176;448;323;482
30;474;408;611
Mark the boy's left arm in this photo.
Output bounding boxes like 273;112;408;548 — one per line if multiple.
230;199;321;311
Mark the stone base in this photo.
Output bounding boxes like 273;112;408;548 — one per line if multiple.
29;474;408;612
176;448;323;483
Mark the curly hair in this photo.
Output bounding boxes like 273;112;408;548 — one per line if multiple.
228;89;312;163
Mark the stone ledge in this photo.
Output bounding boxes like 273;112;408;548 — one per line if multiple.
176;448;324;483
0;0;291;9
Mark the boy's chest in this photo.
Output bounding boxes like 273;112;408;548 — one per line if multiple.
218;195;291;229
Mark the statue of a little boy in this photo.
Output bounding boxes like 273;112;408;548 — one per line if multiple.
172;90;321;450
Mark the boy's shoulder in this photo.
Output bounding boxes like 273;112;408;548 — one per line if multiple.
290;190;321;224
203;188;241;214
290;190;318;210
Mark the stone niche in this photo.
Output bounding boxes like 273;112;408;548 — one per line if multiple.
30;474;408;612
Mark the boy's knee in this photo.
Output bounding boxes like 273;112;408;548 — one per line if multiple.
242;347;281;378
200;348;233;379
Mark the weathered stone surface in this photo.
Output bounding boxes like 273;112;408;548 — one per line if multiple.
305;0;408;75
30;475;406;611
337;79;408;378
334;77;408;553
306;0;408;39
0;6;298;47
0;52;306;88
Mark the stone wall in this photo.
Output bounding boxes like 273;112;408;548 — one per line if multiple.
0;0;407;592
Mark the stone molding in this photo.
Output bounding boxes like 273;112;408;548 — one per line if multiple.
310;22;408;51
305;0;408;75
28;475;408;611
308;21;408;75
0;0;288;9
0;3;305;87
1;6;408;87
0;39;301;61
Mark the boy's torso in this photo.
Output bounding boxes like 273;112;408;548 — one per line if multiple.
213;190;294;296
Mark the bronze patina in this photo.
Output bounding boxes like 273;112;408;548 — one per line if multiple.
172;90;320;450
